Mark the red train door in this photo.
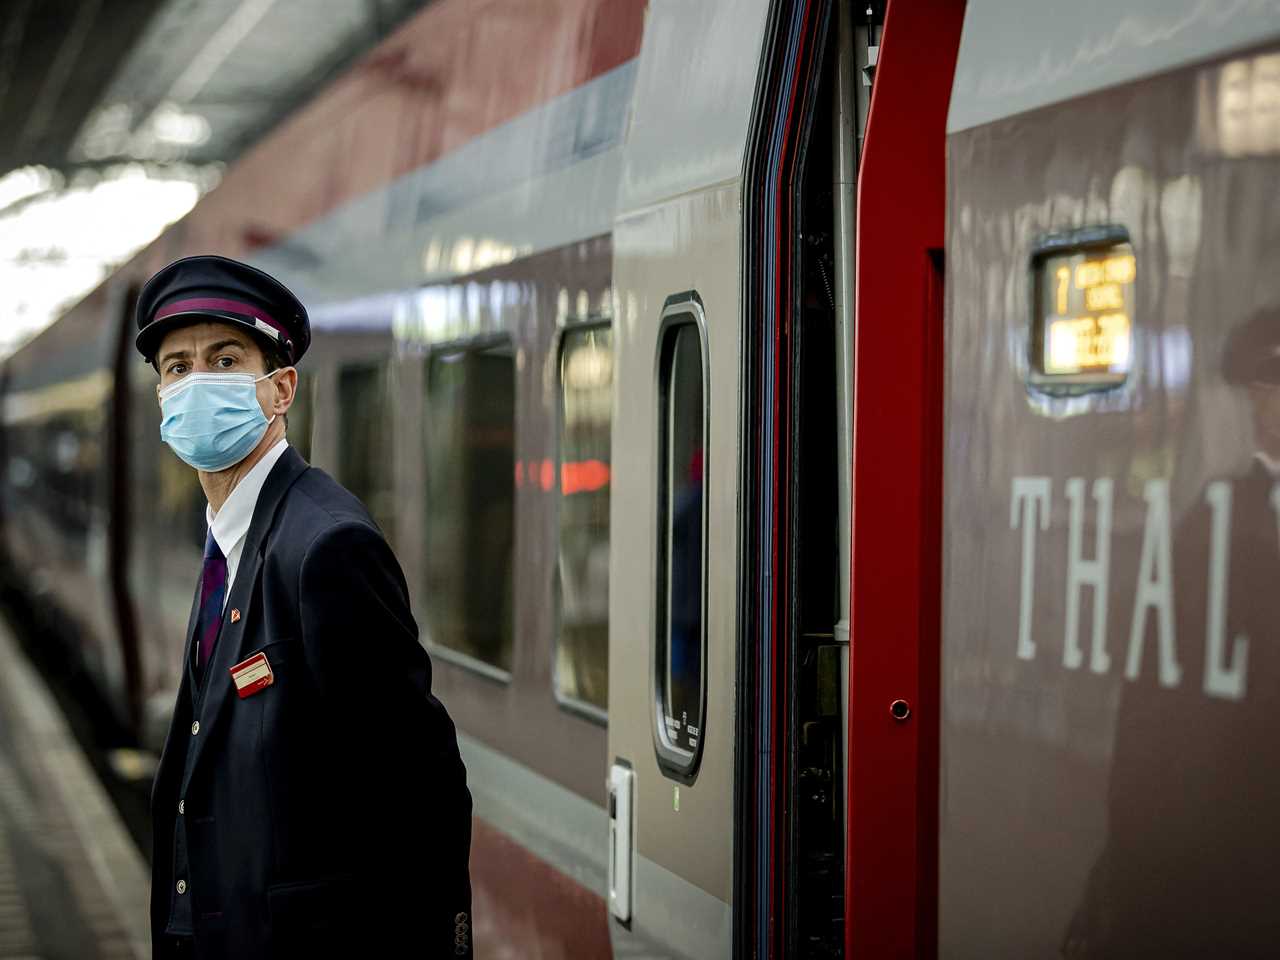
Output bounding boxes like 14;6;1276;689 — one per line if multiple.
845;0;965;955
736;1;964;956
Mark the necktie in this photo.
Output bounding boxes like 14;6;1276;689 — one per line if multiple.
196;530;227;668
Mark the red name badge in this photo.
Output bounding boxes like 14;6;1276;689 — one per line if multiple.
229;652;274;699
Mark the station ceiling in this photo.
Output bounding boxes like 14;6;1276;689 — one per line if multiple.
0;0;429;180
0;0;168;175
0;0;432;356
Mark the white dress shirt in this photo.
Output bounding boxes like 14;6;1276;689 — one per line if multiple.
206;439;290;609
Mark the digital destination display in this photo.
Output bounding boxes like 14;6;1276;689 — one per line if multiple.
1034;241;1136;387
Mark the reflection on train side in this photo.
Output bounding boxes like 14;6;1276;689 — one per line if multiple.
393;281;615;348
1012;309;1280;704
1200;51;1280;157
556;324;612;712
421;236;528;279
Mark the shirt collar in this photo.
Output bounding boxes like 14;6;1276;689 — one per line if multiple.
206;439;290;557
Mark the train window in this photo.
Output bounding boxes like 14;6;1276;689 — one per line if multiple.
423;339;515;677
653;299;708;782
337;362;396;542
555;322;613;718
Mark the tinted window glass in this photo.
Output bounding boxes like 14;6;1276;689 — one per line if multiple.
424;342;515;673
337;362;396;540
656;320;706;767
556;324;613;713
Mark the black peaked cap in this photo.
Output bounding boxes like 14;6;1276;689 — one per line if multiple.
135;255;310;364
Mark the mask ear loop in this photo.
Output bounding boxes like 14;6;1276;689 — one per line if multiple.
257;366;295;422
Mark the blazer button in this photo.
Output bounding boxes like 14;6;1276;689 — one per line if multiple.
178;800;185;815
454;912;468;924
191;721;200;735
176;880;187;895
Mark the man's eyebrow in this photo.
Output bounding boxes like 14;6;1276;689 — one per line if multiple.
157;347;192;366
206;338;249;354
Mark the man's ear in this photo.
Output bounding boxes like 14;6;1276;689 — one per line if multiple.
272;367;299;416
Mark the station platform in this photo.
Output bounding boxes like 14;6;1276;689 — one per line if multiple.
0;621;150;959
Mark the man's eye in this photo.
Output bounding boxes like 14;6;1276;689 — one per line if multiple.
216;356;235;368
168;363;188;376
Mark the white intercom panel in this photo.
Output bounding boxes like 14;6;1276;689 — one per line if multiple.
608;761;634;923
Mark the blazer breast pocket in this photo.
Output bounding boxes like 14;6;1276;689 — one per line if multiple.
255;635;296;663
231;637;294;701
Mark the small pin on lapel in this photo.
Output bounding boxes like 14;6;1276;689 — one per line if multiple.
230;608;241;623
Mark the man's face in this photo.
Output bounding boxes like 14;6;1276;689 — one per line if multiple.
155;320;281;421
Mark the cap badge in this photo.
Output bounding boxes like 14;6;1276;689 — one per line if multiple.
253;317;280;340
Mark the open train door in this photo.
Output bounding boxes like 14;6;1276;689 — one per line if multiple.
844;0;965;955
736;0;965;956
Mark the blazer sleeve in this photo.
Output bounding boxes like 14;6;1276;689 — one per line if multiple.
298;520;473;955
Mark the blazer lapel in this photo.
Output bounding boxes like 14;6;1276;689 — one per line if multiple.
183;570;202;655
182;567;202;692
181;447;309;791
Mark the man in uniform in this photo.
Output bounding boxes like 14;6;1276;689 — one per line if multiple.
137;255;473;958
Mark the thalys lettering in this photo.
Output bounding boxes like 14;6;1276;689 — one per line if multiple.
1009;475;1280;701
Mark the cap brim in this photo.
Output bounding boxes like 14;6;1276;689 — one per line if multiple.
136;310;290;364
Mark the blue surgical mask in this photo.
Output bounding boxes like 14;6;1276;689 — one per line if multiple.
159;370;282;472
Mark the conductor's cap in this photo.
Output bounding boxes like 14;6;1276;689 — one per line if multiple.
135;255;310;365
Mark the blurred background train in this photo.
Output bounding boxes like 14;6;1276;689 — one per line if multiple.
4;0;1280;955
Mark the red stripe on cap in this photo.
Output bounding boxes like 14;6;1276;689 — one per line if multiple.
155;297;288;343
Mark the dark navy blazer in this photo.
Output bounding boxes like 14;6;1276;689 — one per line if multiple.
150;446;472;958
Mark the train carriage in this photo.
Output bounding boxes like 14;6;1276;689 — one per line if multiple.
4;0;1280;956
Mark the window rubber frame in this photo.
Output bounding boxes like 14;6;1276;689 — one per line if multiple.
651;291;710;785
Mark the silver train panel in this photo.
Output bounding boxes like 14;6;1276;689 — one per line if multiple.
616;0;771;212
943;33;1280;956
249;61;637;307
605;1;770;954
949;0;1280;134
610;184;741;959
